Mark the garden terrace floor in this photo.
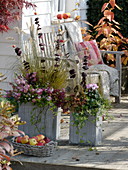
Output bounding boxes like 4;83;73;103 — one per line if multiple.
11;95;128;170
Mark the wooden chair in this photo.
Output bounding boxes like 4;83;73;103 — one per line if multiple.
33;25;124;103
100;50;124;103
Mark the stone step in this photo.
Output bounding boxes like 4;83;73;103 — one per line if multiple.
11;161;108;170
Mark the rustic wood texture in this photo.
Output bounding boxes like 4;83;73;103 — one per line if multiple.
18;103;61;140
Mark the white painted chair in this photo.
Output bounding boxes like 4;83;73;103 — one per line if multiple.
39;25;124;103
100;50;124;103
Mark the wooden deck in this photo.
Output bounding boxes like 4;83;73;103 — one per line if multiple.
11;95;128;170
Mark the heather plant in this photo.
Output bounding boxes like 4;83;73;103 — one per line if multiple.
5;73;66;110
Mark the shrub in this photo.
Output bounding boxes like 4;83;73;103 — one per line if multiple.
0;0;36;32
86;0;128;38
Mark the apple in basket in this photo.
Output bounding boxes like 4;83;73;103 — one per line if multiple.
20;135;29;144
36;142;45;146
29;137;38;145
39;139;46;144
44;137;51;143
31;136;38;141
15;136;22;143
36;134;45;142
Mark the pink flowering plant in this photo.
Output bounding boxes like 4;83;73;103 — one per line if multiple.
85;83;109;115
5;72;66;133
5;73;66;109
63;83;111;129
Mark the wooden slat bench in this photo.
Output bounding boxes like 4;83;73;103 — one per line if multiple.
25;23;124;103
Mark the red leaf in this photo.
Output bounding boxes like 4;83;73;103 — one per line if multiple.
101;3;109;12
81;21;93;27
96;28;103;38
0;132;9;140
16;130;25;136
115;4;122;10
0;142;11;153
98;17;106;25
109;0;115;8
112;20;120;25
11;130;21;137
3;165;12;170
104;10;114;21
0;147;6;155
0;153;10;161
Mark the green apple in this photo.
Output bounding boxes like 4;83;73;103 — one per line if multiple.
29;138;38;145
21;135;29;144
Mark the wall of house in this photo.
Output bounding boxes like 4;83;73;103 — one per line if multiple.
66;0;88;22
0;21;21;93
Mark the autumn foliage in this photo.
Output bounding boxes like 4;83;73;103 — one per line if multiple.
0;73;26;169
0;0;36;32
82;0;128;66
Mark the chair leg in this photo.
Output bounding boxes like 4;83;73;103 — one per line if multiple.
115;96;121;103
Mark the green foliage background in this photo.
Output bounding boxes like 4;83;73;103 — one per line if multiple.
86;0;128;38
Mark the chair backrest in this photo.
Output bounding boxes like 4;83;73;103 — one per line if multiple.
41;26;69;59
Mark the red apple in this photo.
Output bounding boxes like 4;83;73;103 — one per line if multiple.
57;14;63;20
39;139;46;144
36;142;45;146
44;137;51;143
63;13;71;19
29;138;38;145
21;136;29;144
32;136;38;141
36;134;45;142
15;136;22;143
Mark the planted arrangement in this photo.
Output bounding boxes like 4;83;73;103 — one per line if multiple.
6;18;69;106
67;78;111;145
59;54;111;145
68;83;110;130
4;14;111;145
4;17;79;139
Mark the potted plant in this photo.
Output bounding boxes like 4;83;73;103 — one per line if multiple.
4;17;77;140
60;54;111;146
5;73;67;140
68;83;111;146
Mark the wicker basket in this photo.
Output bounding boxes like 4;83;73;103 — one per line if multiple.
12;138;57;157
